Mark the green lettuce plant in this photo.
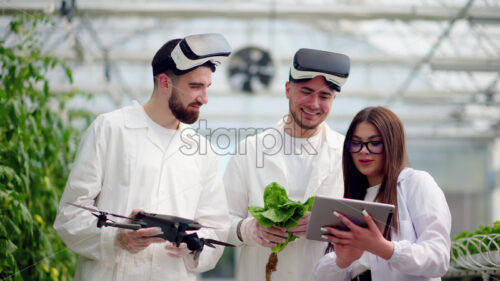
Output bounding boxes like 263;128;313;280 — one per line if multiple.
248;182;314;281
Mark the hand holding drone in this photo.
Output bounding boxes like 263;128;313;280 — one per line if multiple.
114;210;165;254
67;203;235;260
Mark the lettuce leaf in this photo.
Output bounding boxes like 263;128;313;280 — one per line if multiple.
248;182;314;253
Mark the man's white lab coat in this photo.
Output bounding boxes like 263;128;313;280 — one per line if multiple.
224;122;345;281
54;102;229;281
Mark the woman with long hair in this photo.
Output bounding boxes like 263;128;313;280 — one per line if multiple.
315;106;451;281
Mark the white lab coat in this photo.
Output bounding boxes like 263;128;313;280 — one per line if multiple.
315;168;452;281
224;122;345;281
54;102;229;281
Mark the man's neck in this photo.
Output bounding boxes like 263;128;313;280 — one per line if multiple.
283;115;321;138
143;93;179;130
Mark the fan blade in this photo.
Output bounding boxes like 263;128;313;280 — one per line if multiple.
228;47;274;93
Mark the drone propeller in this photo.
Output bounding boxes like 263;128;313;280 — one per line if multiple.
202;238;236;249
184;235;236;260
67;202;99;213
66;202;133;220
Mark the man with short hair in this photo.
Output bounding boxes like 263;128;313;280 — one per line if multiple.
224;48;350;281
54;33;232;281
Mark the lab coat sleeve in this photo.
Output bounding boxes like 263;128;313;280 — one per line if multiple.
223;151;249;246
53;116;117;262
185;147;230;272
388;171;451;277
315;252;371;281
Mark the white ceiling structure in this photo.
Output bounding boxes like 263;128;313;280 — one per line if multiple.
1;0;500;138
3;1;500;268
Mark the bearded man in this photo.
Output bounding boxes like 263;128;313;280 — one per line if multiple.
55;34;232;281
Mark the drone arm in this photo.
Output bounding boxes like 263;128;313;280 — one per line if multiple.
94;213;142;231
104;222;142;230
202;238;236;248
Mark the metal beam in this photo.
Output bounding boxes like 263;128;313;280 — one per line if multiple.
46;83;499;104
1;2;500;22
429;59;500;72
386;0;477;105
53;50;500;71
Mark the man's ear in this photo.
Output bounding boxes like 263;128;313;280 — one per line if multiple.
157;73;170;90
285;81;291;99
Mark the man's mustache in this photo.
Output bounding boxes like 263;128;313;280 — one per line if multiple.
189;102;203;107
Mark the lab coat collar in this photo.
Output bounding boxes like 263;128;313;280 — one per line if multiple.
257;120;343;201
164;122;194;160
273;120;343;152
397;167;414;184
303;124;343;200
123;100;148;129
123;101;166;152
123;101;196;155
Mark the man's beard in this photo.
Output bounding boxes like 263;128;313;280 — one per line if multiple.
289;103;320;130
169;88;201;124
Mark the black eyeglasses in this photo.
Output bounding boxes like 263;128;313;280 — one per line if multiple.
348;140;384;154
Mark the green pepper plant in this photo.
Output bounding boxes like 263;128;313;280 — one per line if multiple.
1;15;91;281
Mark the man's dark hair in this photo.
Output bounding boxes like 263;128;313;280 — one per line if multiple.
151;38;217;88
151;39;181;87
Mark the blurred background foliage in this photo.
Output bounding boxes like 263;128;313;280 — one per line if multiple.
0;14;236;281
0;15;92;280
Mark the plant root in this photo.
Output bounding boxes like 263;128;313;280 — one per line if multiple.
265;252;278;281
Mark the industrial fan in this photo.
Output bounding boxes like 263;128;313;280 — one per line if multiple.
227;46;275;94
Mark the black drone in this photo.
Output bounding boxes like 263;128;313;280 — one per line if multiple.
67;203;235;260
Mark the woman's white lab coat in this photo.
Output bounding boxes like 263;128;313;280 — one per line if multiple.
315;168;452;281
54;102;229;281
224;122;345;281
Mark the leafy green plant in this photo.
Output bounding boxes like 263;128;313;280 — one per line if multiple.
452;221;500;258
0;15;91;280
248;182;313;281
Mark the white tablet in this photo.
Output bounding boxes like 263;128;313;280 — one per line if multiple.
306;196;395;242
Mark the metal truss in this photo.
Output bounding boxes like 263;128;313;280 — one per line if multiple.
1;0;499;137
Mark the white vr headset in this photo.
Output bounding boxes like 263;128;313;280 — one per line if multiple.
153;33;231;76
171;33;231;71
289;48;350;92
